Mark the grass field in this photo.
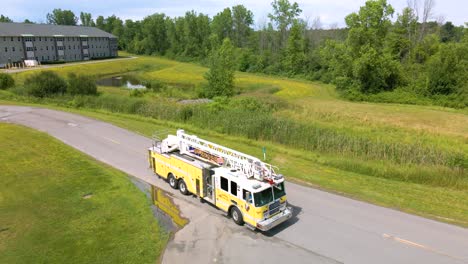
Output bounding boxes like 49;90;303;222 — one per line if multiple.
0;123;169;264
2;52;467;226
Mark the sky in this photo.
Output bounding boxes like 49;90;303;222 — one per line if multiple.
1;0;466;28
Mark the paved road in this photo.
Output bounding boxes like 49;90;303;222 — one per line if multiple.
1;105;467;264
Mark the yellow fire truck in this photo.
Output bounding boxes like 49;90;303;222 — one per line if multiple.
148;129;292;231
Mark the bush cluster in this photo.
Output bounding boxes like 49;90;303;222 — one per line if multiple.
24;71;97;97
0;73;15;90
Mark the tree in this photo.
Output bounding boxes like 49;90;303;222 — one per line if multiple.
284;20;306;75
23;19;35;24
204;38;236;98
46;9;78;25
211;8;233;44
386;7;418;61
80;12;95;27
426;42;467;95
268;0;302;47
96;16;105;30
0;15;13;22
141;13;168;55
345;0;394;54
352;45;402;93
232;5;254;47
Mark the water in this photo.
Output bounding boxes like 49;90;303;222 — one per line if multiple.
96;75;146;89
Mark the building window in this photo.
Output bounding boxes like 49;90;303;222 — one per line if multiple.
46;46;48;50
41;56;44;60
52;46;54;50
220;177;228;192
11;37;13;41
39;37;41;41
4;47;7;52
17;37;20;41
34;47;37;51
231;181;237;196
33;37;35;41
12;47;15;52
47;56;50;60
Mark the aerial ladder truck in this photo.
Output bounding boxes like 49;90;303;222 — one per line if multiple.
148;129;292;231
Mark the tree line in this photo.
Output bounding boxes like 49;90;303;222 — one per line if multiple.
1;0;466;107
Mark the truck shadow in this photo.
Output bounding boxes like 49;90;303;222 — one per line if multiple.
262;203;302;237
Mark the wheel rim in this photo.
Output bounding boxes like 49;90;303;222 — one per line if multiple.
170;177;175;186
233;210;238;221
181;182;186;192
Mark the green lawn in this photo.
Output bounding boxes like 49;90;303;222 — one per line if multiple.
0;123;169;264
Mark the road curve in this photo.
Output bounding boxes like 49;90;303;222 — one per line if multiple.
1;105;467;264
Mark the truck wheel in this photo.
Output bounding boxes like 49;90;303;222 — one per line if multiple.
230;207;244;225
179;180;189;195
168;174;177;189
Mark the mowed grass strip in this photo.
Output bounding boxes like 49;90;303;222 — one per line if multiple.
0;123;168;264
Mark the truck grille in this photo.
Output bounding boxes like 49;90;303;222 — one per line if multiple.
269;200;281;216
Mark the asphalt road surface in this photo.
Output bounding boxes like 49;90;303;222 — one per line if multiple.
1;105;467;264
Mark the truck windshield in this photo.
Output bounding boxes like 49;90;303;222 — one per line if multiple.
273;182;286;198
254;188;273;207
253;183;287;207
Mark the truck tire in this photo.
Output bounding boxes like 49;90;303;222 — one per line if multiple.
179;179;189;195
168;174;177;189
230;207;244;225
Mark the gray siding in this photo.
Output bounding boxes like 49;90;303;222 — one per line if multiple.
0;23;118;66
0;35;118;65
0;36;25;64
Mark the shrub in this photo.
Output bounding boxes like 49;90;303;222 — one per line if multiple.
146;80;167;92
25;71;67;97
67;73;97;95
0;73;14;90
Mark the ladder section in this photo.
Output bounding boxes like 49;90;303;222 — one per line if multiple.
175;129;282;183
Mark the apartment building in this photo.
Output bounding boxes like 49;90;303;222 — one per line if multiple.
0;22;118;66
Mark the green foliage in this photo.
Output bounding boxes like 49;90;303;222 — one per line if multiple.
0;14;13;22
426;42;467;96
25;71;68;98
203;38;236;98
46;8;78;25
352;45;402;93
283;20;306;75
345;0;394;53
67;73;98;95
145;80;168;92
0;73;14;90
80;12;95;26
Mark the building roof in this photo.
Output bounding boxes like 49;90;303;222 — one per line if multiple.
0;22;116;38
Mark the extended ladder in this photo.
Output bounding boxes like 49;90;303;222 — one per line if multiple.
168;129;283;184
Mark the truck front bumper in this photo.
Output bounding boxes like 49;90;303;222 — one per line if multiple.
256;207;293;231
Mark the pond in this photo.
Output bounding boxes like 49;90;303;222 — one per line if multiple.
96;75;146;89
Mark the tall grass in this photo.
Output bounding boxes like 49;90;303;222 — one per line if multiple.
21;93;466;171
